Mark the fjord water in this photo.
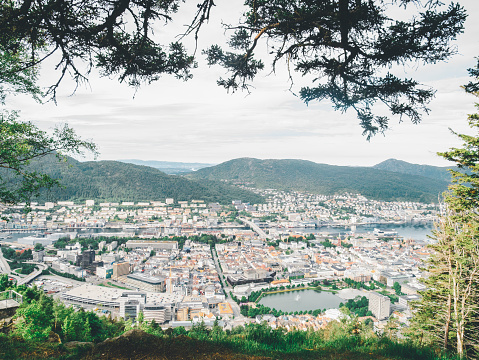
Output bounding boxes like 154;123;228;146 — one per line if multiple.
302;223;435;242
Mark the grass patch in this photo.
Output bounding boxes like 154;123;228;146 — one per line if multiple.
106;282;131;290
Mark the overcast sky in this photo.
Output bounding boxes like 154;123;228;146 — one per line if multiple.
9;0;479;167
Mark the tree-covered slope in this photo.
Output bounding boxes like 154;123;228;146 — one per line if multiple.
373;159;454;183
22;155;264;204
187;158;449;203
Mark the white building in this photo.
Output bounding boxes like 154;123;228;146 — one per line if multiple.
368;291;391;320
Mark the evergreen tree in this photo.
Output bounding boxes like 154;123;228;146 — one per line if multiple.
62;315;76;342
409;61;479;358
14;299;53;341
0;274;13;291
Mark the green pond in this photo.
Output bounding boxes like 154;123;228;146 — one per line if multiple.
258;289;343;313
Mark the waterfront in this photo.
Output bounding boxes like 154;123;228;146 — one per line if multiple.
3;222;435;245
289;222;434;242
258;289;343;313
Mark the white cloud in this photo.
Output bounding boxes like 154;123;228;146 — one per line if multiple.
6;0;479;167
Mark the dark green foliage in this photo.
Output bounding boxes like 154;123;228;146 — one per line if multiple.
205;0;466;138
53;237;70;249
320;239;336;248
0;274;13;291
379;290;399;304
372;280;386;289
393;282;404;296
373;159;455;183
188;158;449;203
0;281;453;360
25;154;263;205
260;214;279;222
34;243;44;251
9;261;37;275
247;290;264;303
5;285;124;345
1;247;32;260
188;234;232;249
343;278;376;291
0;0;196;98
339;296;369;317
48;267;85;282
0;112;96;207
408;64;479;358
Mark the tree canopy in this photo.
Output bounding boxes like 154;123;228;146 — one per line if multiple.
0;0;467;137
0;111;96;207
408;61;479;358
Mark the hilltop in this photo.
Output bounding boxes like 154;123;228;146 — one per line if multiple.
186;158;449;203
372;159;454;183
18;155;264;204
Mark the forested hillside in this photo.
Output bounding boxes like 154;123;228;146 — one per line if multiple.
373;159;454;183
187;158;449;203
12;155;264;204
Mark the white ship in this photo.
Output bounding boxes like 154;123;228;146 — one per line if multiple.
373;228;398;237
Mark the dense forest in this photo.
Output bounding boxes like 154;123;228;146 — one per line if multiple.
4;155;264;205
372;159;455;183
187;158;450;203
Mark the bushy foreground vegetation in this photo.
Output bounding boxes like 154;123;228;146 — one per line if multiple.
0;275;460;360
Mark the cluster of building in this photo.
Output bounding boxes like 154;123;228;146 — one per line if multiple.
0;191;438;239
53;239;235;326
0;190;438;330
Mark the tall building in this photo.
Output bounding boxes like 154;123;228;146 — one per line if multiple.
143;304;169;324
79;250;95;268
119;292;146;320
33;250;44;262
113;262;130;279
118;292;171;324
368;291;391;320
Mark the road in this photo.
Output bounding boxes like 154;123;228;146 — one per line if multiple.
211;246;245;322
16;262;47;286
237;217;269;240
0;248;11;274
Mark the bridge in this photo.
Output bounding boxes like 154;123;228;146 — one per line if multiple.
16;262;47;286
237;217;269;240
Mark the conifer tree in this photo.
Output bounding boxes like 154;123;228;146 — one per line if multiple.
408;60;479;358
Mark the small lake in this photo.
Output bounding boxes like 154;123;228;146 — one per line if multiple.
258;289;343;313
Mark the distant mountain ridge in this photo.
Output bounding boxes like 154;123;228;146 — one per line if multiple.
118;159;215;174
18;156;455;204
186;157;450;203
23;155;263;204
373;158;454;183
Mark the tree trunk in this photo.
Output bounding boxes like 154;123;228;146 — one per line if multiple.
444;292;451;350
